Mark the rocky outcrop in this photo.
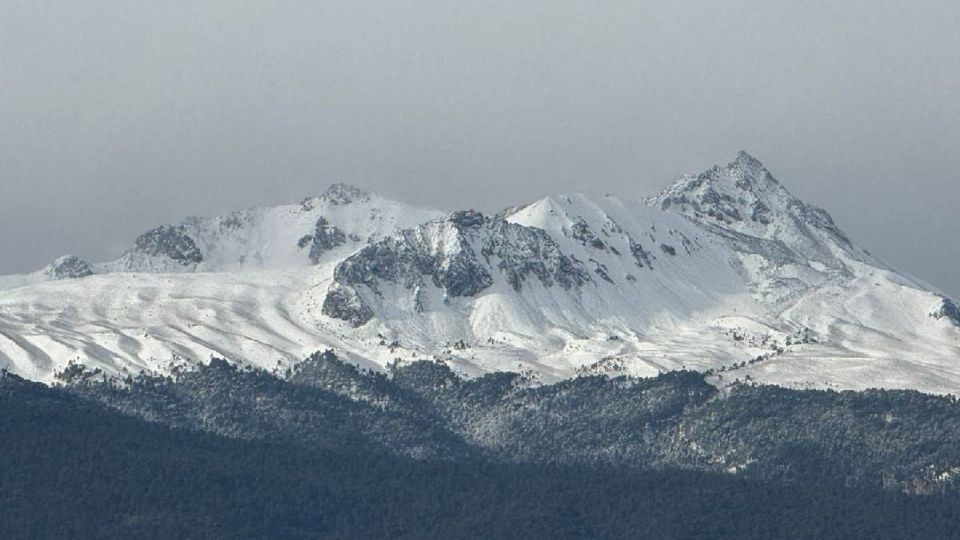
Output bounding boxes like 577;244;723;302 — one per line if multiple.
483;216;590;292
932;297;960;326
307;217;348;263
319;183;371;205
656;151;847;242
133;225;203;266
322;210;591;326
569;218;606;250
628;237;654;268
654;151;871;303
322;283;375;327
45;255;93;280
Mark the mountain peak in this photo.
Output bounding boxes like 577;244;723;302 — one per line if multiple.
725;151;779;190
319;183;371;205
732;150;764;169
654;151;786;225
654;152;871;270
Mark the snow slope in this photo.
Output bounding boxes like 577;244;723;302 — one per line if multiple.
1;155;958;394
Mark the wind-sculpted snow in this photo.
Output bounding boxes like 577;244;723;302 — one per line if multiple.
0;155;958;396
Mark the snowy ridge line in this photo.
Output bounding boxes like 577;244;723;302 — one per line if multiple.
0;152;958;395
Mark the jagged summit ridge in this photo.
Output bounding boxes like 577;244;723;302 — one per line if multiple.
649;152;881;304
655;151;790;226
318;183;371;205
731;150;776;183
654;152;854;247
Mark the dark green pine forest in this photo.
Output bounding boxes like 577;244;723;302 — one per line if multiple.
3;353;960;539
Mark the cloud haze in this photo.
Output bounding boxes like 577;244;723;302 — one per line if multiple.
1;0;958;296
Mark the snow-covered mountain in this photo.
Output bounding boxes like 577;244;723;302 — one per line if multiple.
1;153;958;394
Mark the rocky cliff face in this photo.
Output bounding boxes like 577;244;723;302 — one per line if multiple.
322;210;591;326
306;217;349;263
933;297;960;326
44;255;94;280
132;225;205;267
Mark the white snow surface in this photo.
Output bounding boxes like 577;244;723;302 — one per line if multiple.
1;156;958;394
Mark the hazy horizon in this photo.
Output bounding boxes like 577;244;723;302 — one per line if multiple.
2;1;958;297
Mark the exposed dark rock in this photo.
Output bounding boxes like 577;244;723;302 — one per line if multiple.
45;255;93;279
332;236;438;290
628;237;654;268
751;200;772;224
219;215;245;230
657;152;862;267
320;183;371;205
660;244;677;256
589;258;614;283
932;297;960;326
482;219;590;293
413;286;428;313
699;188;743;222
322;283;374;327
326;215;495;300
307;216;347;263
570;218;606;250
448;209;486;229
133;225;203;265
322;212;591;325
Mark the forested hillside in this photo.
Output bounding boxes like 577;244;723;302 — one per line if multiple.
54;351;960;495
3;371;960;539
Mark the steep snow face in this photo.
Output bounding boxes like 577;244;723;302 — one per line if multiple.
0;161;958;395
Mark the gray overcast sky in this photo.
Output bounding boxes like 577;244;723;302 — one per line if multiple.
1;0;958;297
